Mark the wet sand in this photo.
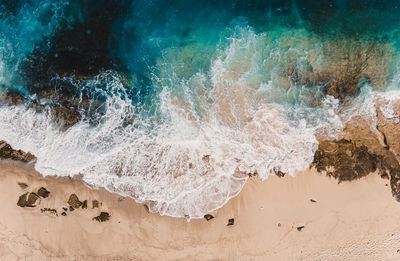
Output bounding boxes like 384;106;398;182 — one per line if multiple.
1;160;400;260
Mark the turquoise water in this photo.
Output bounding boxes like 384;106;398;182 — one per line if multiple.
1;1;400;218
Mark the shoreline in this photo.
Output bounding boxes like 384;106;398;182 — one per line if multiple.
2;160;400;260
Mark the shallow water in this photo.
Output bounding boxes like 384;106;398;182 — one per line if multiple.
1;0;400;218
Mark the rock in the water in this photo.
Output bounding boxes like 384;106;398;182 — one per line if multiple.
82;200;88;209
17;182;28;189
93;212;111;222
227;218;234;226
37;187;50;198
0;141;36;162
204;214;214;221
26;193;40;207
0;91;25;106
92;200;99;209
67;194;82;208
17;192;29;207
51;106;81;131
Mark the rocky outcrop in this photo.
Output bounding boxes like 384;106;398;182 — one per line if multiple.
313;98;400;201
0;141;36;162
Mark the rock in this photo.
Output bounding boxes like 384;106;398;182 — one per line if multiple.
82;200;87;209
227;218;234;226
62;207;68;211
40;208;57;215
17;192;29;207
17;182;28;189
274;170;286;178
26;193;40;207
69;206;75;211
0;91;25;106
297;226;305;231
0;141;36;162
92;200;99;209
67;194;82;208
278;223;281;227
37;187;50;198
93;212;111;222
310;199;317;203
61;212;67;216
204;214;214;221
51;106;81;131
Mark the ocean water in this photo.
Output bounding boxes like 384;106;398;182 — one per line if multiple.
1;0;400;219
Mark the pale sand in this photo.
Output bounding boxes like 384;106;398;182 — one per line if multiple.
1;160;400;260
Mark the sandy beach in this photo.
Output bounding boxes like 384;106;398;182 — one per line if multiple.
1;160;400;261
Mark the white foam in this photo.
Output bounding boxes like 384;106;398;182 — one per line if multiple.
1;27;389;219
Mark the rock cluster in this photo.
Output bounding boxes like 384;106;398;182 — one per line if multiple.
0;141;36;162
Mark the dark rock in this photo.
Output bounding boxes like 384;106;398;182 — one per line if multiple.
297;226;305;231
278;223;281;227
63;207;68;211
40;208;57;215
93;212;111;222
204;214;214;221
275;170;286;178
0;141;36;162
0;91;25;106
82;200;87;209
92;200;99;209
17;192;29;207
69;206;75;211
37;187;50;198
51;106;81;131
67;194;82;208
61;212;67;216
26;193;40;207
313;139;381;182
310;199;317;203
17;182;28;189
227;218;235;226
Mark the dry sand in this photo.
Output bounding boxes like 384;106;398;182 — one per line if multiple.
1;160;400;261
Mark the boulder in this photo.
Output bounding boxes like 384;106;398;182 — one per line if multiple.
67;194;82;208
37;187;50;198
17;192;28;207
204;214;214;221
93;212;110;222
26;193;40;207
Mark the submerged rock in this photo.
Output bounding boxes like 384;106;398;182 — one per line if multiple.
0;141;36;162
93;212;111;222
37;187;50;198
17;192;29;207
51;106;81;131
67;194;82;208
